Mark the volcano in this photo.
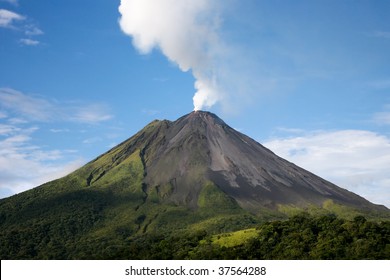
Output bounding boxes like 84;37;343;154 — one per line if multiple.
85;110;383;212
0;111;388;259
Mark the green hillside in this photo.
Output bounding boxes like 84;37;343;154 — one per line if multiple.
0;145;260;259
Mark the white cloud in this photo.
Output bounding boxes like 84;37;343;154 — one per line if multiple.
0;7;44;45
8;117;27;124
0;8;24;28
0;124;84;198
118;1;279;114
0;154;84;197
0;88;113;124
20;38;40;46
0;88;53;121
0;88;114;198
0;123;21;135
24;25;43;36
70;103;113;124
263;130;390;208
119;0;217;69
119;0;226;111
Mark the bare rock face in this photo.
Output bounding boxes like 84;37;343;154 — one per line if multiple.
114;111;384;212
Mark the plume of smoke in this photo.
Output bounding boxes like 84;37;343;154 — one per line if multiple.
118;0;224;111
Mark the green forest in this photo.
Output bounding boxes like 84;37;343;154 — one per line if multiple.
1;212;389;259
113;214;390;260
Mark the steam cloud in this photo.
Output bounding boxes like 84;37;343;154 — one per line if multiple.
118;0;224;111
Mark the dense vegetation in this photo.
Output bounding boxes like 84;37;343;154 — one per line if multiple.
108;214;390;260
1;207;389;259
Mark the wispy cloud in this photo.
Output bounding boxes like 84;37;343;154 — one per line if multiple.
24;25;43;36
0;96;114;198
263;129;390;207
0;8;24;28
0;7;43;45
0;88;53;121
50;128;70;133
0;88;113;124
19;38;40;46
70;103;113;124
20;25;44;46
0;124;84;198
0;123;21;135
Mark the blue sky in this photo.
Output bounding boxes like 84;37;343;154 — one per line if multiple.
0;0;389;207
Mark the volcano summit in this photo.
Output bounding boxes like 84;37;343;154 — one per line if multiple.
0;111;388;259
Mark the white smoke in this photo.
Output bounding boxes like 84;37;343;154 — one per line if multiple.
118;0;224;111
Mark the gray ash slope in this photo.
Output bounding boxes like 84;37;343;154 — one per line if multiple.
117;110;385;213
